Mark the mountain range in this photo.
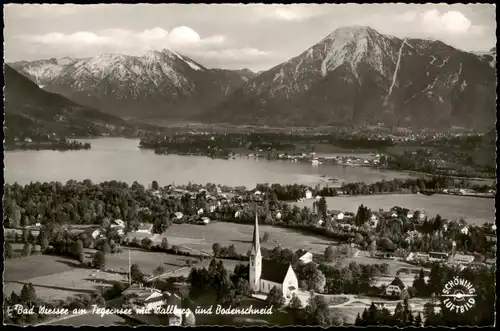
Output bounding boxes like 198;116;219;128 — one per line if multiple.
8;26;497;130
10;50;251;119
4;64;127;139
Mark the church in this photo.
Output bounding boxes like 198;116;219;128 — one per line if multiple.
249;212;299;299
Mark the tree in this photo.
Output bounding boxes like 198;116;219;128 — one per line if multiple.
182;309;196;326
131;264;144;283
266;286;285;309
412;268;427;297
20;283;37;306
5;242;13;259
92;251;106;270
262;232;270;243
141;238;153;250
22;242;32;257
304;295;340;326
161;237;169;250
324;245;335;262
318;197;327;218
235;278;252;297
414;312;423;327
354;233;364;246
289;293;303;309
153;265;166;277
212;243;221;257
76;239;85;262
309;269;326;293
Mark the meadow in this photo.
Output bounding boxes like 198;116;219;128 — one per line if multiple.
292;194;494;226
148;222;336;256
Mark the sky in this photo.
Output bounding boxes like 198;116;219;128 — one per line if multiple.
4;3;496;71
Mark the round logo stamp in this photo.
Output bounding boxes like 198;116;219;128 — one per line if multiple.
441;277;476;313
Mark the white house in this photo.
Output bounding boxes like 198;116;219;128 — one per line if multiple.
428;251;449;262
330;210;344;221
276;212;282;220
254;190;262;196
391;212;398;218
201;217;210;225
249;213;299;300
370;214;379;228
235;211;241;218
317;219;324;226
142;291;167;310
174;212;183;220
111;219;125;228
406;211;414;219
385;277;405;297
209;205;216;213
305;190;313;200
91;229;101;239
451;254;475;265
137;223;153;234
197;208;204;215
298;251;313;264
460;226;469;235
492;224;497;231
35;222;42;227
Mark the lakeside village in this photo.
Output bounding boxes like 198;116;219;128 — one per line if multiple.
3;178;496;326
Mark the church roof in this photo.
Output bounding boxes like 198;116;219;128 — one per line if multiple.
251;210;260;254
389;277;405;290
261;259;291;283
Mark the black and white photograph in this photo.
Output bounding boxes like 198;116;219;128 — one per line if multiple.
2;3;496;327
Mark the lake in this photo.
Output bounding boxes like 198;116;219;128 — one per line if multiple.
4;138;419;188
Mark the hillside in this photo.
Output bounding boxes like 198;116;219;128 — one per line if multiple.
199;26;496;130
10;50;248;119
4;64;128;140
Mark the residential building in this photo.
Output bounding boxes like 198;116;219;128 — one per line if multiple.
249;212;298;299
197;208;204;215
385;277;405;297
428;251;449;262
450;253;475;265
173;212;183;220
137;223;153;234
370;214;379;228
297;250;313;264
330;210;344;221
201;217;210;225
306;190;312;199
460;226;469;235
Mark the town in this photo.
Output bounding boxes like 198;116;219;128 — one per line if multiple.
3;179;496;326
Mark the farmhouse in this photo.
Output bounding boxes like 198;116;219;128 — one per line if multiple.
249;213;298;299
369;214;379;228
112;219;125;228
450;254;475;265
296;250;313;264
197;208;204;215
173;212;183;220
428;251;449;262
137;223;153;234
330;210;344;221
91;229;102;239
385;277;405;297
305;189;313;199
460;226;469;235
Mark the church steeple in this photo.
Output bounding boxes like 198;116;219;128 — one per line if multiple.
251;210;260;254
249;208;262;292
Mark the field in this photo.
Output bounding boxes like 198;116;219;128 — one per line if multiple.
105;247;197;275
4;253;125;302
293;194;494;226
147;222;336;256
51;313;137;326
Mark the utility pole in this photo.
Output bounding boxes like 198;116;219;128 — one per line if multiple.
128;248;131;287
